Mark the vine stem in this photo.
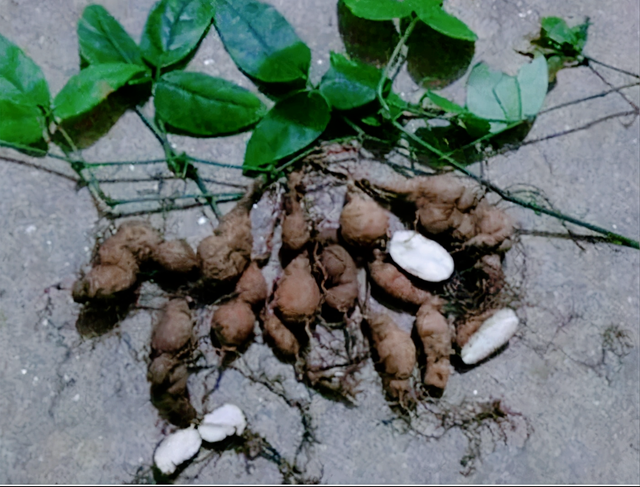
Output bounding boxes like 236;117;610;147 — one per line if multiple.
586;56;640;79
394;120;639;249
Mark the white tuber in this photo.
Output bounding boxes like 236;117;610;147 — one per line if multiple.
460;308;519;364
388;230;454;282
154;426;202;475
197;403;246;443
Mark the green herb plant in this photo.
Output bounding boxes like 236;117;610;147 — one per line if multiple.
0;0;638;248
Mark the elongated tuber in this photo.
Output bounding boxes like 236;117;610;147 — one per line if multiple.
262;308;300;358
415;297;452;390
281;193;310;252
366;312;416;400
339;193;388;247
368;249;432;306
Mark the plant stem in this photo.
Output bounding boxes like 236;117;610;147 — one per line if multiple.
394;120;639;250
586;56;640;79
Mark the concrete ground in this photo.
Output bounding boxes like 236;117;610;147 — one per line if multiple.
0;0;638;483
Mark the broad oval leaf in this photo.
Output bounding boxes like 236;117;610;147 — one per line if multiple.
78;5;144;66
466;62;511;132
411;0;477;41
140;0;214;68
517;55;548;118
0;33;50;107
0;99;45;145
244;91;331;169
540;17;576;47
154;71;267;136
319;52;382;110
213;0;311;83
343;0;413;21
53;63;147;121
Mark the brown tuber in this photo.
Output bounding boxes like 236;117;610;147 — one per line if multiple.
197;204;253;283
151;299;194;355
455;308;498;348
100;220;162;263
281;193;310;252
274;252;321;325
366;312;417;401
464;201;514;250
415;297;452;390
339;193;389;247
235;261;268;307
211;298;256;349
152;240;199;274
262;308;300;358
368;249;432;306
72;263;137;301
319;244;359;313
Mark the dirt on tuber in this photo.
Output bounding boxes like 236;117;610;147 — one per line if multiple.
274;252;321;325
339;193;389;248
415;297;452;390
319;244;359;313
368;249;432;306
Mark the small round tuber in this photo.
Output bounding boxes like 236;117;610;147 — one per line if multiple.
274;252;321;325
211;298;256;349
339;193;388;247
319;244;359;313
153;240;199;274
281;194;310;252
101;220;162;263
72;263;138;302
151;299;194;354
235;261;268;307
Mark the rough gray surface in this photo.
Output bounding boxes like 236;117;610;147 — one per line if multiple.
0;0;638;484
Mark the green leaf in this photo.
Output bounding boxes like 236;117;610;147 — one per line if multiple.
466;57;548;132
0;33;50;107
411;0;477;41
425;90;465;114
244;91;331;169
541;17;575;47
140;0;213;68
0;99;45;145
319;52;382;110
78;5;145;66
154;71;266;136
517;55;548;118
213;0;311;83
342;0;413;21
53;63;147;121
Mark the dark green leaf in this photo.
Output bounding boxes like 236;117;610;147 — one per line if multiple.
0;33;50;107
319;52;381;110
213;0;311;83
571;19;589;51
411;0;476;41
244;91;330;169
425;90;465;114
0;99;45;144
140;0;213;68
343;0;413;20
154;71;266;136
541;17;575;47
53;63;147;120
78;5;145;66
387;91;409;120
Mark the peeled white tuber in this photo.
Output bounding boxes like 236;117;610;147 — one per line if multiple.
388;230;454;282
460;308;519;364
197;404;246;443
154;426;202;475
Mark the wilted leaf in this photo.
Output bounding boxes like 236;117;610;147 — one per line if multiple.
154;71;266;136
0;99;45;145
343;0;412;20
78;5;145;66
213;0;310;83
466;56;548;132
244;90;330;169
53;63;147;121
0;33;50;107
411;0;477;41
319;52;381;110
140;0;213;68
